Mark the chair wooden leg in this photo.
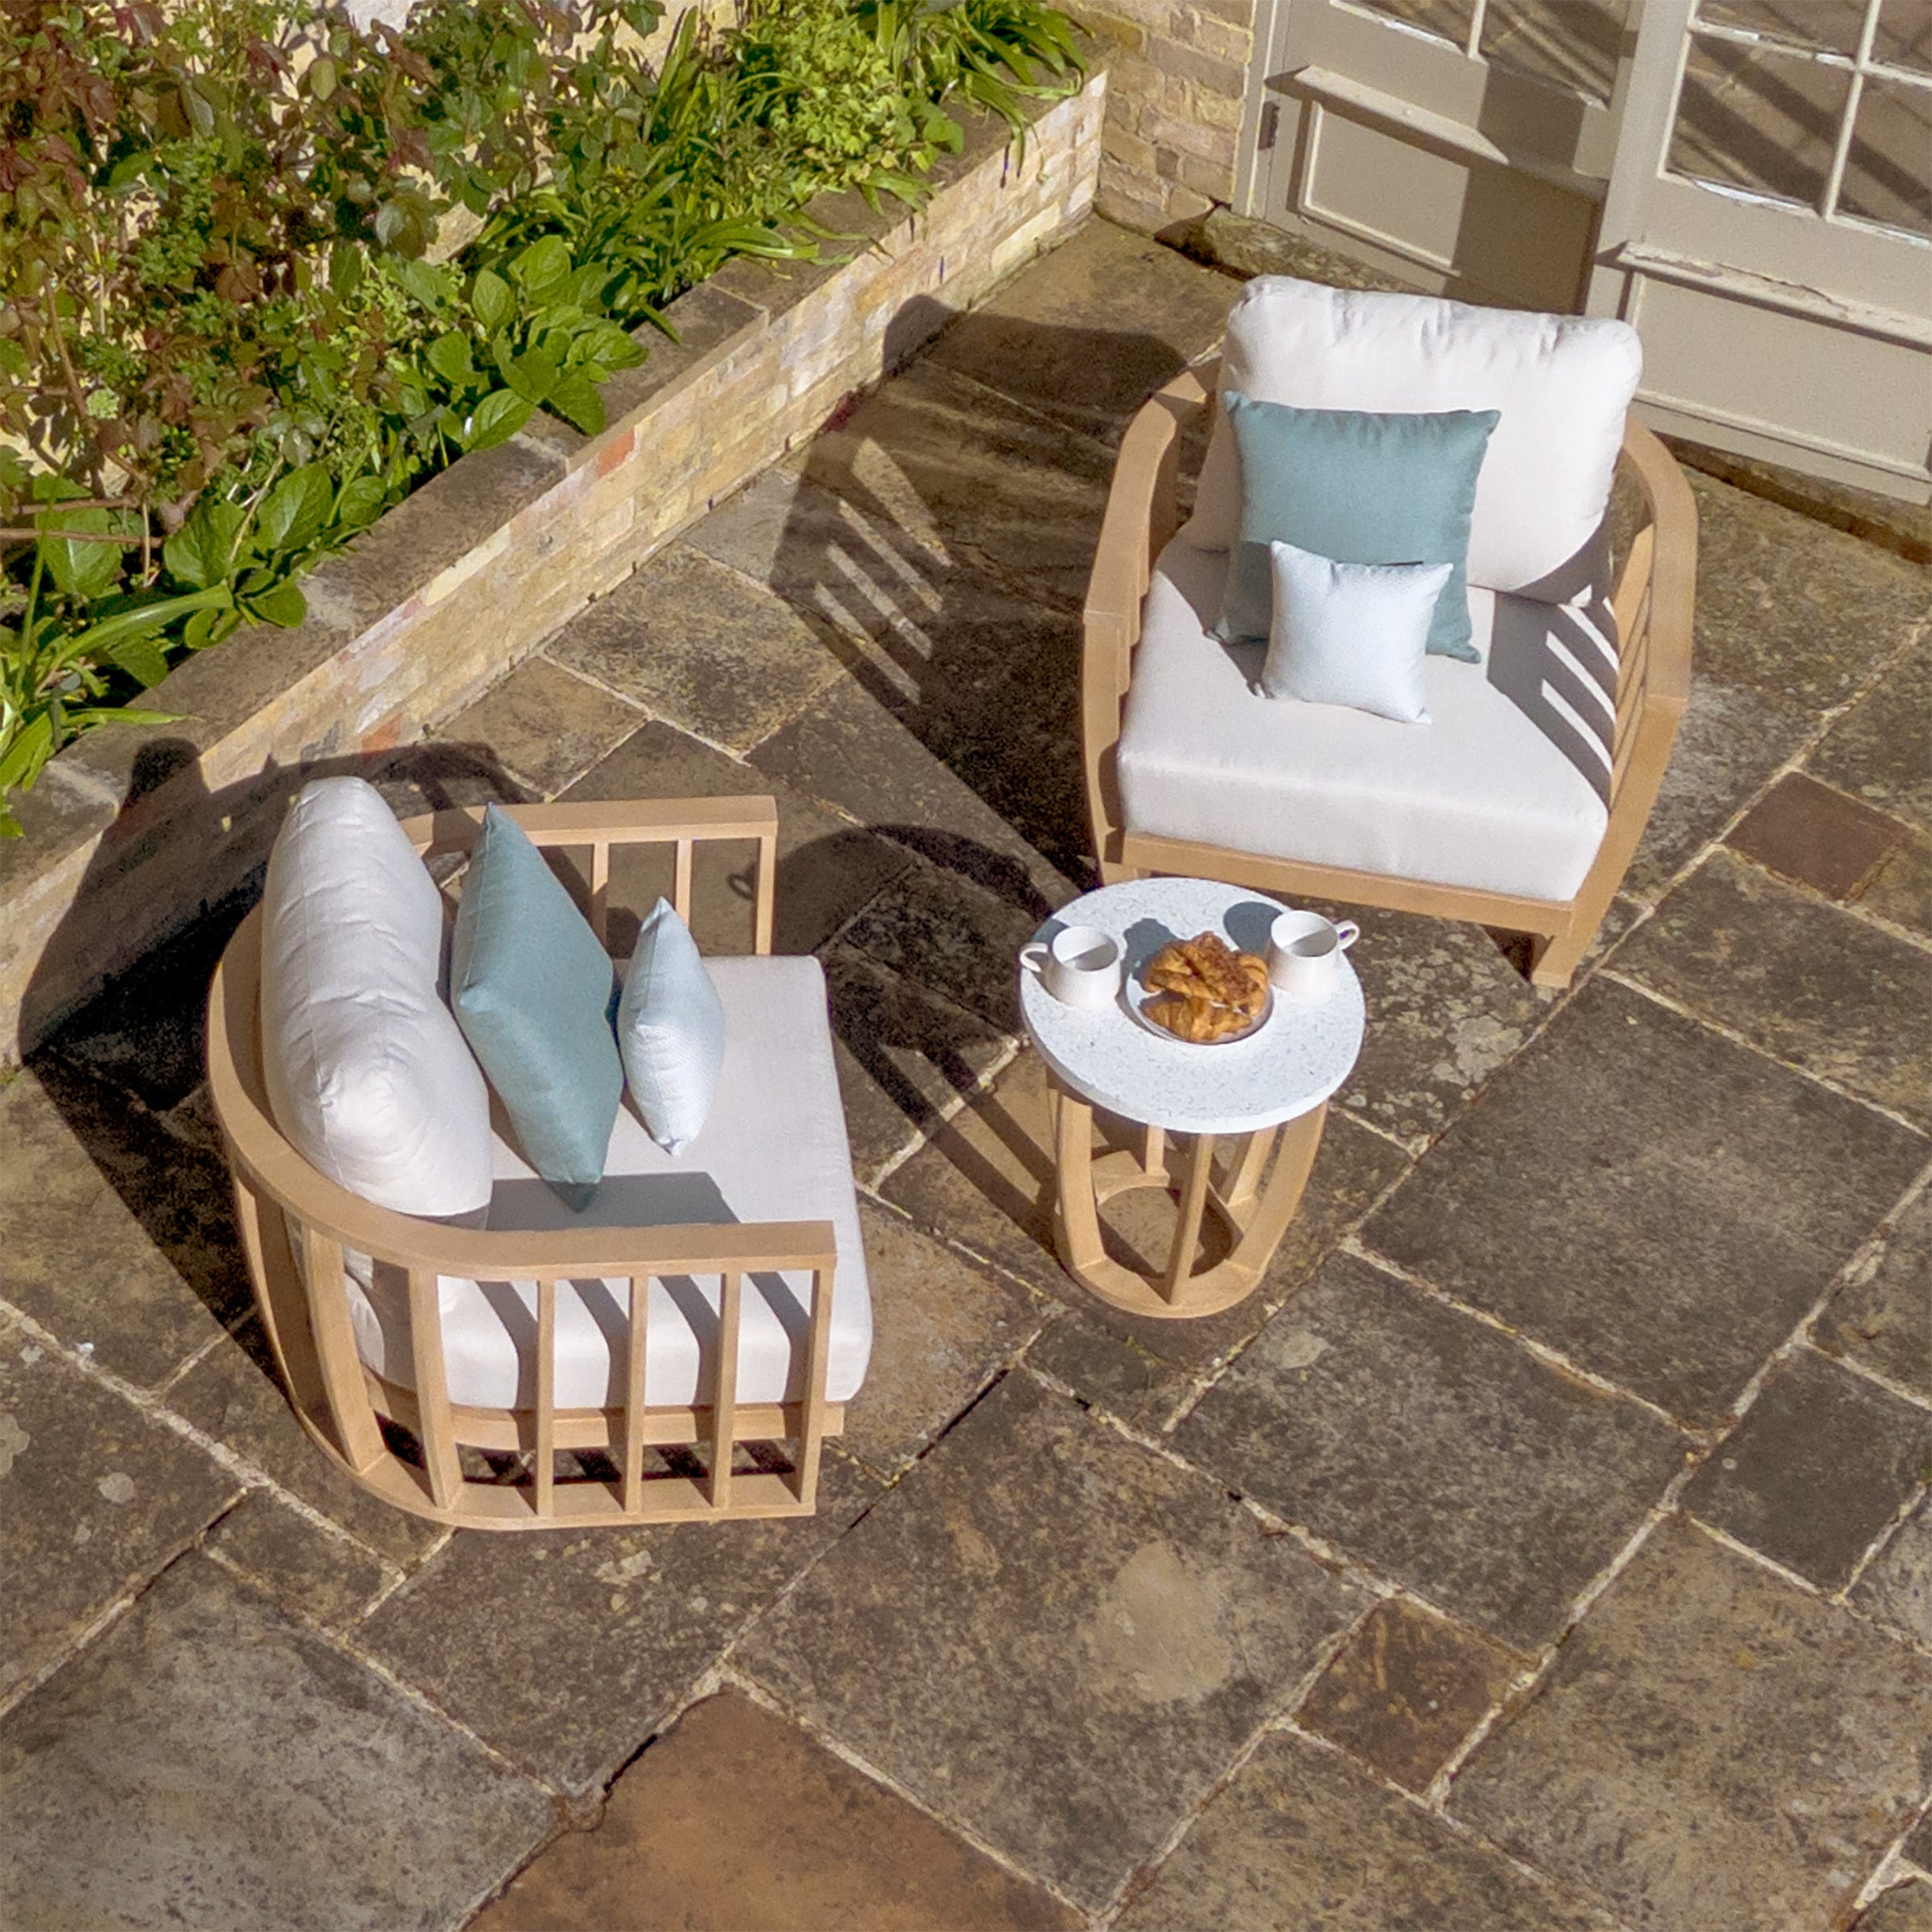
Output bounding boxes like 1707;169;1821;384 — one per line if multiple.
1528;912;1598;989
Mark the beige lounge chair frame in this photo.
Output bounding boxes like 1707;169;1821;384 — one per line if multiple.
1082;361;1698;989
207;796;844;1532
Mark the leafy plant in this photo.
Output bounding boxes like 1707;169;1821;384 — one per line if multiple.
0;0;1084;829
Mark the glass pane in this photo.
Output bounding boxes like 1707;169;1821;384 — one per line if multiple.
1874;0;1932;71
1481;0;1631;101
1838;73;1932;231
1346;0;1477;50
1668;36;1852;207
1694;1;1872;56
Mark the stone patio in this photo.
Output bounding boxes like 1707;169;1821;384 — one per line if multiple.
3;216;1929;1931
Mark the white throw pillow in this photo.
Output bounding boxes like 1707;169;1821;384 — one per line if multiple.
617;898;726;1153
260;776;493;1218
1259;541;1451;725
1184;277;1641;600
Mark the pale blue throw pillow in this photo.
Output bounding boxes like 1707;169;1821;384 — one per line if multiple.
616;898;726;1153
450;805;623;1204
1215;395;1498;662
1260;541;1452;724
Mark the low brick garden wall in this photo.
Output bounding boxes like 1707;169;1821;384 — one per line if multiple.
0;74;1106;1062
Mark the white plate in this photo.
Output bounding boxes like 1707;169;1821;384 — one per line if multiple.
1125;964;1274;1046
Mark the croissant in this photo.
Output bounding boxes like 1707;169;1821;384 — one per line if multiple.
1143;931;1269;1043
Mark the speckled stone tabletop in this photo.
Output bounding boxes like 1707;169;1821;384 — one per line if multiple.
1019;877;1366;1135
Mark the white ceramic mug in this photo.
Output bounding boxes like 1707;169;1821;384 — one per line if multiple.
1266;909;1359;1002
1020;925;1124;1009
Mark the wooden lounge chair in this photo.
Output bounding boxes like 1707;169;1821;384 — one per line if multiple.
207;795;868;1531
1082;279;1697;989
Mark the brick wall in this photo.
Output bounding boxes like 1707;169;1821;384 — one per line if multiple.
1067;1;1257;233
0;75;1106;1059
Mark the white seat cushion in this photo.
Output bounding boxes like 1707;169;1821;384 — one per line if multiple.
1117;541;1613;904
1184;277;1641;602
343;955;872;1412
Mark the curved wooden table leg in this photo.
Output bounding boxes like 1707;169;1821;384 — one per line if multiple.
1050;1079;1331;1320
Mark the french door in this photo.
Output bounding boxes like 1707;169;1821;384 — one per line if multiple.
1244;0;1932;500
1589;0;1932;499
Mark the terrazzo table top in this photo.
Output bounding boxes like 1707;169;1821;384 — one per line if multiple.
1019;877;1365;1136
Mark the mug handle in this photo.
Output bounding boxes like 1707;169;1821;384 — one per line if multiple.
1333;921;1360;952
1018;942;1051;976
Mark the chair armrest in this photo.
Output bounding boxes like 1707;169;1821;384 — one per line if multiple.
1613;417;1697;715
1084;359;1215;648
1083;359;1216;864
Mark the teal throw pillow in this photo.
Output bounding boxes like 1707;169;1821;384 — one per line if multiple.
1215;395;1499;663
450;805;623;1205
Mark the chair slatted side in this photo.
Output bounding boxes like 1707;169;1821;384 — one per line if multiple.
300;1225;388;1472
710;1272;741;1509
589;844;611;947
535;1279;557;1517
623;1277;648;1514
673;839;694;924
407;1268;464;1508
754;827;777;956
794;1265;835;1511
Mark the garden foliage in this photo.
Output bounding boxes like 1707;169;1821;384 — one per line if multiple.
0;0;1081;829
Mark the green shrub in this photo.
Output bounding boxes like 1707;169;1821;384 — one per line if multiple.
0;0;1081;831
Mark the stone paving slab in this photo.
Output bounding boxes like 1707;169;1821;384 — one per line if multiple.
546;543;850;757
470;1690;1082;1932
355;1454;879;1793
1862;829;1932;942
1809;635;1932;835
0;1058;254;1390
787;361;1116;616
1682;1345;1932;1591
737;1370;1365;1911
1727;770;1914;901
1680;473;1931;714
925;215;1234;447
820;945;1013;1182
683;463;949;612
1174;1255;1686;1651
42;886;254;1112
1023;1103;1412;1433
167;1318;444;1571
432;655;643;800
0;1313;239;1705
1317;906;1546;1147
204;1490;394;1635
0;1555;553;1932
1452;1515;1932;1932
1292;1594;1521;1794
1365;976;1928;1428
1854;1492;1932;1648
1113;1730;1614;1932
840;1198;1045;1479
1858;1880;1932;1932
1619;678;1818;904
841;857;1044;1030
558;719;911;958
751;669;1079;914
1619;851;1932;1130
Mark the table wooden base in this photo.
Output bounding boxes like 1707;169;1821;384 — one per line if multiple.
1048;1084;1329;1319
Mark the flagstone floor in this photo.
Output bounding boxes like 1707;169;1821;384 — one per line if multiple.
3;217;1930;1932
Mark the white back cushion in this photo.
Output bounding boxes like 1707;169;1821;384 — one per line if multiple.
1184;277;1641;599
260;776;493;1218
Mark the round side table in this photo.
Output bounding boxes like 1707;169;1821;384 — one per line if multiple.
1019;877;1365;1320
